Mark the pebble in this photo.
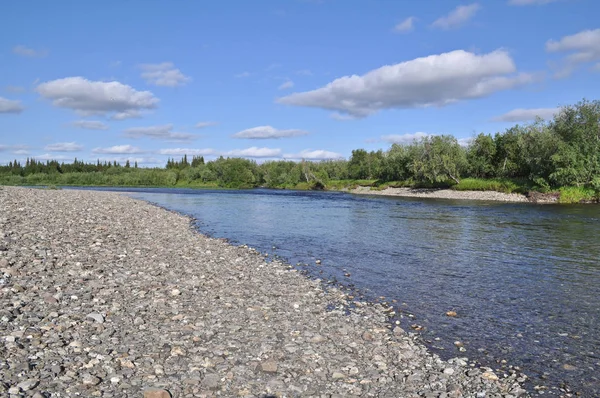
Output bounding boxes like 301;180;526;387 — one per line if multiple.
0;187;531;397
143;388;172;398
261;360;278;373
86;312;105;323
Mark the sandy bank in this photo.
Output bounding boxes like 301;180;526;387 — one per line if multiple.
350;186;530;203
0;186;528;397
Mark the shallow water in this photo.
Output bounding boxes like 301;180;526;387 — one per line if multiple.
73;187;600;395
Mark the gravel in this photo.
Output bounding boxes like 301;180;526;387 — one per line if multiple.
350;187;530;203
0;186;530;397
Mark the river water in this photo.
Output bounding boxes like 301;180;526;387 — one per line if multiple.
77;187;600;396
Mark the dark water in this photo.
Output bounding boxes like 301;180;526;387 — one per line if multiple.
74;187;600;396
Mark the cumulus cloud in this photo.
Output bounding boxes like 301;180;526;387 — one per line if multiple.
0;145;29;155
36;77;158;118
232;126;309;139
139;62;191;87
195;121;218;129
492;107;560;122
431;3;480;30
13;45;47;58
278;80;294;90
277;49;535;118
224;147;282;158
509;0;560;4
330;113;359;121
157;148;217;156
546;29;600;77
457;137;474;147
0;97;24;114
283;149;343;160
111;110;142;120
44;142;83;152
31;153;72;161
235;72;251;78
92;145;145;154
71;120;109;130
381;132;430;144
123;124;197;141
394;17;416;33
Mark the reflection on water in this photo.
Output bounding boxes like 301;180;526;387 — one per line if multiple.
72;187;600;396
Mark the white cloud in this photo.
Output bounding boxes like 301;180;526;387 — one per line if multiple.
157;148;216;156
44;142;84;152
5;86;26;94
31;153;72;161
139;62;191;87
195;121;218;129
278;80;294;90
13;45;47;58
0;97;24;114
546;29;600;77
71;120;109;130
0;145;30;155
431;3;481;30
123;124;197;141
92;145;145;154
394;17;416;33
277;49;535;118
232;125;309;139
296;69;313;76
508;0;560;4
109;60;122;68
283;149;343;160
111;110;142;120
492;107;559;122
224;147;282;158
381;132;430;144
330;112;359;121
235;72;251;78
458;137;474;147
36;77;158;118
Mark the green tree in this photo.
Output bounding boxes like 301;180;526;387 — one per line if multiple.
466;133;496;178
410;135;467;184
549;99;600;189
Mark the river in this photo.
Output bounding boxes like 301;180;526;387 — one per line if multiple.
73;187;600;396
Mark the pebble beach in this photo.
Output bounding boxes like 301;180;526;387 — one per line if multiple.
0;186;529;397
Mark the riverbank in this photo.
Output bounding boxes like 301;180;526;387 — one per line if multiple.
0;186;528;397
349;186;533;203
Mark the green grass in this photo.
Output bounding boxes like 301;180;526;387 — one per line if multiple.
558;186;600;204
451;178;529;194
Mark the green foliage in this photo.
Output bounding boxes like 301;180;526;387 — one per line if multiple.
409;135;467;184
451;178;525;194
558;186;600;204
549;99;600;187
467;133;496;178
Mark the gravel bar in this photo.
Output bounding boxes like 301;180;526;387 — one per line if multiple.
0;186;529;397
350;187;529;203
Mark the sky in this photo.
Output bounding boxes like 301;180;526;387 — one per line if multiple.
1;0;599;166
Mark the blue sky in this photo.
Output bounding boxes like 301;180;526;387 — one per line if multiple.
1;0;599;166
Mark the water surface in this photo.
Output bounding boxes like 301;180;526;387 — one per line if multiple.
74;187;600;396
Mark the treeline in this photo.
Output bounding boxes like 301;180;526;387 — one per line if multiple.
1;99;599;195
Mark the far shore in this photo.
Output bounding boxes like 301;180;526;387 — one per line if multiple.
349;186;533;203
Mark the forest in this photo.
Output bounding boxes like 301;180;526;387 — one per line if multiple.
1;99;599;203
